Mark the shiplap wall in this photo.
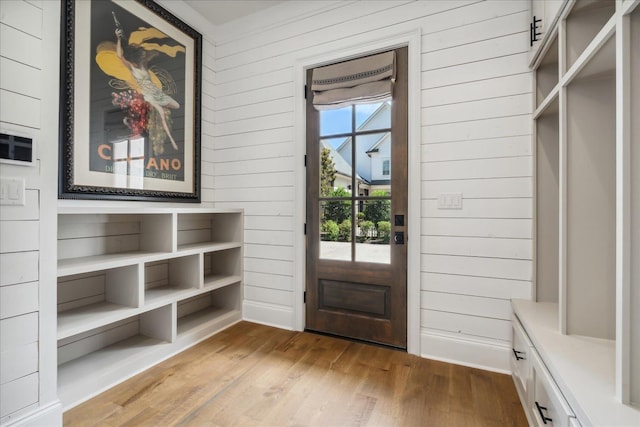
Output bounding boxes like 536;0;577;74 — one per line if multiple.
212;0;533;370
0;0;217;424
0;0;45;422
0;2;535;417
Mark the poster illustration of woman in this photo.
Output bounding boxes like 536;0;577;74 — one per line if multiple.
59;0;201;202
89;0;187;182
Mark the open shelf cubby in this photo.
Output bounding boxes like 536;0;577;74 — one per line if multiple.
144;254;201;305
57;304;175;408
57;213;173;276
57;264;141;340
204;247;242;289
56;208;243;409
535;97;559;304
177;283;242;340
177;211;243;251
536;36;559;107
565;32;616;340
565;0;615;70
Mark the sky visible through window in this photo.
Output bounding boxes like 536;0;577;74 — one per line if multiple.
320;102;384;149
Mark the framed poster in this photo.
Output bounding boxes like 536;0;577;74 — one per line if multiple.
59;0;202;202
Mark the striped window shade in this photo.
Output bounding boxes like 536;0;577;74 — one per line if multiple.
311;50;396;110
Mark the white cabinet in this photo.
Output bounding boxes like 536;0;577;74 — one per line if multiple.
511;318;532;400
517;1;640;423
56;208;243;409
513;302;639;426
530;350;575;427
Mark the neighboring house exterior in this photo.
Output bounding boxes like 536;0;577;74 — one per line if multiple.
329;101;392;197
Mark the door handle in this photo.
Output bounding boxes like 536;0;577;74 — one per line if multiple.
535;401;552;424
394;231;404;245
512;348;526;361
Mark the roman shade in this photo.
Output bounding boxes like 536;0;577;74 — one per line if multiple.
311;51;396;110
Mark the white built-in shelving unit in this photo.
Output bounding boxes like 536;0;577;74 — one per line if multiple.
55;207;243;409
512;1;639;426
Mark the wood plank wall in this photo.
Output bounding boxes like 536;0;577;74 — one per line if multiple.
0;0;43;421
210;0;533;369
0;3;535;418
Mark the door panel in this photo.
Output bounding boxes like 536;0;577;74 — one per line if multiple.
306;47;408;348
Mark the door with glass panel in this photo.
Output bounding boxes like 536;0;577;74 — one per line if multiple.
305;47;407;348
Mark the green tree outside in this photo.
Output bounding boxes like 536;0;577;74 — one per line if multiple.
324;187;351;224
363;190;390;230
320;147;337;197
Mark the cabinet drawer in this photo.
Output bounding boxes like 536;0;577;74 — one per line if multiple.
511;316;532;396
530;350;575;427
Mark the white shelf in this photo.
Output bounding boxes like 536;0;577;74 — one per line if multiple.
523;0;639;418
204;274;241;291
144;285;196;306
57;206;242;215
177;241;242;255
56;208;244;409
57;302;138;340
57;251;163;277
512;300;640;426
58;334;167;408
177;307;241;338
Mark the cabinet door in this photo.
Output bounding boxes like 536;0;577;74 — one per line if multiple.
511;318;532;397
530;350;575;427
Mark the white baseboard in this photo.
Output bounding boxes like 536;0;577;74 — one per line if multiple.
420;330;511;374
242;301;294;330
2;401;62;427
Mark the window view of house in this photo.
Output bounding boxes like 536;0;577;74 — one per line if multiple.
318;101;392;264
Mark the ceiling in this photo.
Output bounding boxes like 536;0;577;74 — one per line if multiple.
183;0;284;25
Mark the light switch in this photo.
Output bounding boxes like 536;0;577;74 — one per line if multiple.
8;181;19;200
437;192;463;210
0;177;25;206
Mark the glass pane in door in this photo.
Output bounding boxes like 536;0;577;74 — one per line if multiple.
319;200;352;261
355;101;391;130
320;137;351;196
356;198;391;264
320;105;352;136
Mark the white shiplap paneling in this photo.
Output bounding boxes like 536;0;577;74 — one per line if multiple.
0;372;38;418
0;281;38;320
211;0;532;368
421;272;531;300
0;251;39;287
421;217;532;239
0;342;38;386
0;1;44;421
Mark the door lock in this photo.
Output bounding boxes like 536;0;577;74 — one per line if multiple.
394;231;405;245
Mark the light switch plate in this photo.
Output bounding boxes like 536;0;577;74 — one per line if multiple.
437;192;463;210
0;177;25;206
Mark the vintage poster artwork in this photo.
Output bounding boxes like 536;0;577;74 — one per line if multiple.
90;0;186;182
59;0;201;201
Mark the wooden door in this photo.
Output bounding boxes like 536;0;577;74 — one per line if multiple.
305;47;408;348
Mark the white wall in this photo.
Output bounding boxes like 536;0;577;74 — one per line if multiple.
0;0;216;424
212;0;533;371
0;0;61;424
0;2;534;420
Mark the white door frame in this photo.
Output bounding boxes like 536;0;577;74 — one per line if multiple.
292;28;422;355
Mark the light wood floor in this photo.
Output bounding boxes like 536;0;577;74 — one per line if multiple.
64;322;527;427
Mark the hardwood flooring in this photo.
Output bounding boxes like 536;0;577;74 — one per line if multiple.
64;322;527;427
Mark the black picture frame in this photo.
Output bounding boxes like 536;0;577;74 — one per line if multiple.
59;0;202;202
